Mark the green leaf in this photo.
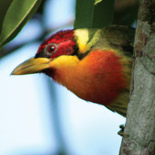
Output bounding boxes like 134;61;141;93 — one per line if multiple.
95;0;103;5
0;0;12;35
74;0;94;29
93;0;114;28
0;0;42;47
74;0;114;29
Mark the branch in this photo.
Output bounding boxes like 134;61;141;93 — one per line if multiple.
120;0;155;154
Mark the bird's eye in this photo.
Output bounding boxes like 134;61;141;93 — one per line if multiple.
48;45;56;53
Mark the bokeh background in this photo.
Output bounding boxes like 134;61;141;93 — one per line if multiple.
0;0;138;154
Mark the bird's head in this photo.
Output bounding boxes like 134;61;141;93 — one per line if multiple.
11;30;79;76
12;28;101;77
35;30;77;59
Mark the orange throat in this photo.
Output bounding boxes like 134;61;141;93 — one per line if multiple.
49;50;130;105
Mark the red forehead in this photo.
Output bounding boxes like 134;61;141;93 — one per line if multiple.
45;30;74;43
37;30;74;53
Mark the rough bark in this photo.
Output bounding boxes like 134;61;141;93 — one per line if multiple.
120;0;155;155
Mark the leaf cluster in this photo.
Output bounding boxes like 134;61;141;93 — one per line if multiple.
0;0;138;55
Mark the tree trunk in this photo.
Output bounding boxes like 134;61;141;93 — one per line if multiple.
120;0;155;154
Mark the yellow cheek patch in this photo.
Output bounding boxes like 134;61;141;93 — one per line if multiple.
49;55;80;84
74;29;89;54
49;55;79;71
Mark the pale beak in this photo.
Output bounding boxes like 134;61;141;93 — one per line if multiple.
11;57;51;75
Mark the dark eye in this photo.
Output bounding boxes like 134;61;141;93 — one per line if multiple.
48;45;56;53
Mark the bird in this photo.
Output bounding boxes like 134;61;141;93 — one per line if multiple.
12;25;135;117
